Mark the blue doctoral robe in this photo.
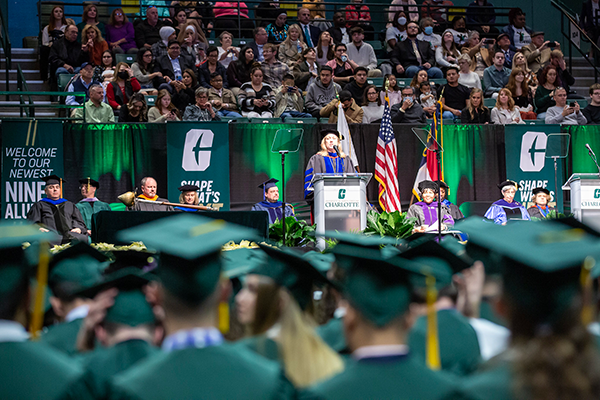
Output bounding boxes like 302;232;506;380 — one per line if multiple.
304;152;356;199
251;201;295;224
484;199;530;225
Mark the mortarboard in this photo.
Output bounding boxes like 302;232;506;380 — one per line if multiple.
79;177;100;190
302;251;336;273
103;250;156;275
320;129;345;140
258;179;279;200
418;180;438;194
42;175;64;186
399;236;471;275
532;187;550;196
497;180;518;190
221;248;267;279
178;185;199;192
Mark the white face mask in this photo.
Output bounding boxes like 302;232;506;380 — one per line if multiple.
397;17;407;26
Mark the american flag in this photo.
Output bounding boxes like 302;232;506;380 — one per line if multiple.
375;100;401;212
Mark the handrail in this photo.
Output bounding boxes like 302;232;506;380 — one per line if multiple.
551;0;600;84
16;65;33;118
0;4;11;101
0;91;87;120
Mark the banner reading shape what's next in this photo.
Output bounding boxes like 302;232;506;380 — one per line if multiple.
2;121;64;219
167;122;230;211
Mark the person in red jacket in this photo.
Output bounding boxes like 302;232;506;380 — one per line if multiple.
106;62;141;111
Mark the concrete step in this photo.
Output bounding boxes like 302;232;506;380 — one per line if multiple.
0;111;57;118
2;80;49;92
0;69;44;80
0;48;37;56
1;58;39;68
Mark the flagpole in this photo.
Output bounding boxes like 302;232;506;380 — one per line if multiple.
436;98;443;243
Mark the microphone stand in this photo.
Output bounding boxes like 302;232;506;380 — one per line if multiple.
280;150;288;246
436;146;442;243
588;146;600;177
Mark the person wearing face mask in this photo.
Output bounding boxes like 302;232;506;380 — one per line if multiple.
484;180;530;224
447;16;468;46
417;17;442;51
390;86;426;123
106;62;142;111
407;180;454;234
391;21;442;78
385;11;408;54
389;0;419;23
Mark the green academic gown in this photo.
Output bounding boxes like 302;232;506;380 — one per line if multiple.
316;317;349;355
0;340;83;398
110;343;295;399
302;353;456;400
408;309;482;376
39;318;84;356
235;334;281;362
453;358;514;400
76;200;112;231
64;339;159;400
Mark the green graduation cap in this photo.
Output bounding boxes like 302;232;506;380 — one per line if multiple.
400;236;471;275
221;248;267;279
301;251;336;273
117;214;259;305
103;250;156;275
255;244;332;310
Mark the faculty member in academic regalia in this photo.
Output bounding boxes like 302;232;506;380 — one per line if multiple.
484;180;530;224
76;177;111;235
251;178;295;224
527;187;555;219
174;184;202;212
407;180;454;233
130;177;174;211
304;129;356;199
438;181;464;221
27;174;88;244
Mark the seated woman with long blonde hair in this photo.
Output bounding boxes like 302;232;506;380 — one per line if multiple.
491;88;525;125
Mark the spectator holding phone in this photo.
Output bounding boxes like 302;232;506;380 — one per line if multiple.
275;74;313;120
544;87;587;125
183;87;221;121
238;65;276;118
461;31;493;78
148;89;181;122
522;31;558;74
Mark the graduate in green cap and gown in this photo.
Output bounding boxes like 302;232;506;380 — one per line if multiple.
27;174;88;244
38;242;109;355
76;177;112;235
62;269;161;400
454;218;600;400
302;233;456;400
234;245;344;388
0;221;84;399
110;214;295;399
251;178;296;224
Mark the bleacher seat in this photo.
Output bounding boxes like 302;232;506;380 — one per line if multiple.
525;120;545;125
430;79;447;86
115;54;136;65
285;117;318;124
221;116;248;122
207;39;217;46
232;38;249;47
249;117;283;123
58;74;75;92
367;41;383;51
396;79;412;87
484;98;496;107
575;98;589;108
367;77;384;87
145;95;157;107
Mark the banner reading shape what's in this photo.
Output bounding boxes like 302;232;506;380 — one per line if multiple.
166;122;230;211
2;121;64;219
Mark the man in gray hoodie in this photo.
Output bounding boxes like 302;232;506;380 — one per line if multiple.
305;66;343;120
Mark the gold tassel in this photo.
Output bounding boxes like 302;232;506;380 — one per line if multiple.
87;177;90;194
425;274;441;370
59;178;63;199
218;301;230;334
581;257;596;325
29;241;50;339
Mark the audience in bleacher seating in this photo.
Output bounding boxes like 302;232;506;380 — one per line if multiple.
140;0;170;18
172;1;214;32
389;0;419;23
238;65;276;118
305;66;342;119
511;52;537;90
82;24;109;67
343;67;369;104
346;26;381;77
495;33;515;68
417;17;442;52
66;62;98;107
326;43;357;85
545;87;587;124
483;50;511;98
76;4;106;43
135;6;165;49
344;0;374;41
172;8;188;37
198;46;229;89
105;8;137;54
208;72;242;118
178;22;208;67
316;31;335;66
93;50;115;83
275;74;312;120
327;12;350;45
441;66;471;119
522;31;556;75
421;0;455;30
410;69;439;99
436;30;461;69
73;83;115;123
391;21;442;79
297;7;321;47
106;62;142;110
266;12;289;44
214;1;254;38
100;69;115;95
256;0;282;27
502;7;532;51
50;25;89;76
386;11;408;55
507;68;536;119
457;54;481;90
461;87;491;123
418;81;437;117
152;26;177;59
320;89;364;123
584;84;600;124
217;31;239;69
390;86;426;123
466;0;497;36
183;87;221;121
42;5;70;47
261;43;291;90
491;88;525;124
172;68;199;112
303;0;326;21
154;40;196;92
292;48;320;91
246;27;267;63
361;85;384;123
448;16;469;46
278;25;306;67
550;50;582;99
132;49;161;95
118;92;148;122
148;89;181;122
380;74;402;107
534;65;558;119
227;46;255;91
461;30;493;78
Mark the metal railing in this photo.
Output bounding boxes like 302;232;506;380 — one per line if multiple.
16;65;33;117
0;4;11;101
0;91;86;120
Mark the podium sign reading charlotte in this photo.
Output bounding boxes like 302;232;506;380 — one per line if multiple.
324;186;360;210
2;121;64;219
167;123;230;210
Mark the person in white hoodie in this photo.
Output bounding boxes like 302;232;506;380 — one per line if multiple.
305;65;342;119
491;88;525;124
545;86;588;125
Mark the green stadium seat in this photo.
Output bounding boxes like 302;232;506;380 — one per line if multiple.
367;41;383;51
575;98;589;108
207;39;217;46
58;74;75;92
145;95;157;107
115;53;136;65
484;98;496;107
232;38;249;47
396;79;412;87
525;120;545;125
285;117;318;124
430;79;447;85
367;77;384;87
249;117;283;123
221;116;248;122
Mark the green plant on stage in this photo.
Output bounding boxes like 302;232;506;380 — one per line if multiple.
363;210;417;240
269;216;316;247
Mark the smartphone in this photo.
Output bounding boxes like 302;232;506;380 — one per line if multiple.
547;42;556;48
570;102;576;108
484;39;494;44
287;86;294;93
